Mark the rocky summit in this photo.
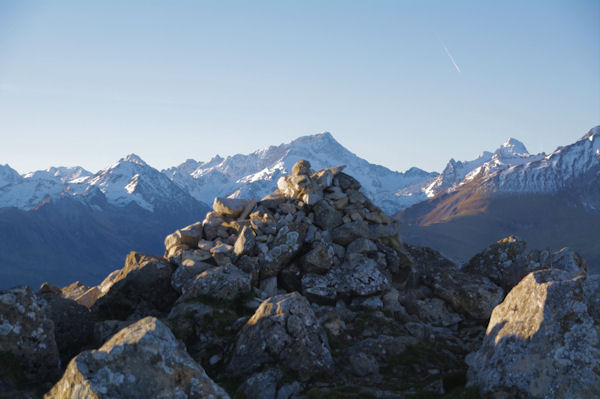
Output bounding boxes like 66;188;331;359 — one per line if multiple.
1;160;598;398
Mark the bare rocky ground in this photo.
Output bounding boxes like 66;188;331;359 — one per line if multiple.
1;160;597;399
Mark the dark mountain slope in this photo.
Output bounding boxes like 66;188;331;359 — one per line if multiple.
0;196;209;289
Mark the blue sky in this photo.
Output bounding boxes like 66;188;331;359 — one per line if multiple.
1;1;598;174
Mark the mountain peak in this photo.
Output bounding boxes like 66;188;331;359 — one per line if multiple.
120;153;148;166
583;125;600;141
497;138;529;156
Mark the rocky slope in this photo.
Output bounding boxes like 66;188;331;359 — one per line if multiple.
1;161;597;398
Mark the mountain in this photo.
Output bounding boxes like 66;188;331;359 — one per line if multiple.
0;155;209;289
163;132;438;214
399;126;600;272
423;137;545;197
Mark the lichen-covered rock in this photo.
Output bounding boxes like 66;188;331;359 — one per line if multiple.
179;264;251;301
312;199;342;230
91;252;178;321
301;256;390;303
0;286;61;389
45;317;229;399
467;269;600;398
301;242;336;274
464;236;588;292
227;292;333;380
237;368;283;399
38;291;95;368
171;260;215;294
423;266;503;321
212;197;250;218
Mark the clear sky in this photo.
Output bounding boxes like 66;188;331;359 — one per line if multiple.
1;1;598;174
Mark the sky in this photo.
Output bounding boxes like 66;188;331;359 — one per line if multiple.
0;1;599;175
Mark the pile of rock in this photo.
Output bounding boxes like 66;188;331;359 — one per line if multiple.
163;161;409;308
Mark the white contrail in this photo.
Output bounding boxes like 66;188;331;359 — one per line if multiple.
443;45;461;73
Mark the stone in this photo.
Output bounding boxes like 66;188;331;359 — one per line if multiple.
91;252;178;321
333;172;361;190
171;261;215;294
166;302;214;345
202;211;225;241
239;198;258;220
301;242;336;274
38;291;95;368
164;222;203;253
467;269;600;398
292;160;312;176
348;351;379;377
259;225;304;278
210;241;235;266
227;292;333;380
59;281;89;300
330;220;372;246
312;200;343;230
259;276;278;299
237;368;282;399
346;238;378;255
45;317;229;398
422;267;503;321
234;225;256;257
0;286;60;388
464;236;587;292
412;298;462;327
179;264;251;301
213;196;250;218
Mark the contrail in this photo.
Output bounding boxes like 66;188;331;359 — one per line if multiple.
443;45;461;73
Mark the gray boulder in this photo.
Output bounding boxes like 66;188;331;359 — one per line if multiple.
467;269;600;398
422;266;503;321
91;252;178;321
45;317;229;398
0;286;61;389
179;263;251;301
227;292;333;381
213;197;250;218
464;236;587;292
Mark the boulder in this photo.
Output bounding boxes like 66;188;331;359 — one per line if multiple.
301;242;336;274
179;264;251;301
171;260;215;294
164;222;203;253
330;220;372;246
422;267;503;321
312;200;343;230
467;269;600;398
292;159;312;176
237;368;283;399
45;317;229;398
464;236;587;292
91;252;178;321
227;292;333;380
213;197;250;218
234;225;256;257
0;286;60;389
38;291;95;368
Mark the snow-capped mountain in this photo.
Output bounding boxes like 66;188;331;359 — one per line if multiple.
74;154;201;212
163;132;438;214
0;165;68;210
424;138;545;197
490;127;600;194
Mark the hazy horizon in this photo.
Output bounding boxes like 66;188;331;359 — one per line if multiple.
1;1;598;174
